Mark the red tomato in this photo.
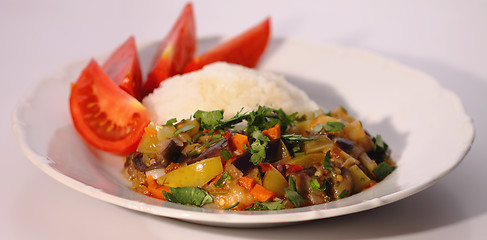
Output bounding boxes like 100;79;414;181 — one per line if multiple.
102;35;143;101
69;59;150;155
142;2;196;97
183;17;271;73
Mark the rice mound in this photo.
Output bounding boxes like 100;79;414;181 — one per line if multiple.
143;62;319;124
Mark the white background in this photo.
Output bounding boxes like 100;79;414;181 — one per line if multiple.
2;0;487;239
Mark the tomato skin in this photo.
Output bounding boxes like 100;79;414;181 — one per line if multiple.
142;2;196;97
102;36;143;101
70;59;150;155
183;17;271;73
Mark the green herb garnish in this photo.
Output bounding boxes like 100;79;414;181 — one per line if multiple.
285;176;305;207
372;162;396;181
338;189;349;199
372;135;391;160
193;110;224;129
173;125;196;136
225;202;240;210
247;130;270;165
309;178;326;191
162;187;214;207
163;118;177;127
281;134;315;141
245;200;285;210
214;171;230;188
284;188;305;207
323;150;334;173
314;122;345;132
288;176;297;191
220;150;232;160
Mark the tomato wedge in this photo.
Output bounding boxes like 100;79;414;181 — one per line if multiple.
142;2;196;97
102;35;143;101
70;59;150;155
182;17;271;73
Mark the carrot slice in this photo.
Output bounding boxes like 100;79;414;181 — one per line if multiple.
147;176;170;200
262;123;281;140
238;176;256;190
250;184;275;202
230;133;249;155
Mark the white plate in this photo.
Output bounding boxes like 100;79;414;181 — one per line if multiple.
12;38;474;227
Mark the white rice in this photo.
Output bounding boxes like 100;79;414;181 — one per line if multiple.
143;62;319;124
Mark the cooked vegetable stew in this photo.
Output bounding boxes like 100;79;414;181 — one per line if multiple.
123;106;395;210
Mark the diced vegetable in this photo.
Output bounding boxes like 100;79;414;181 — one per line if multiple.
230;133;249;155
304;136;333;153
250;184;275;202
262;123;281;140
122;106;395;210
358;152;378;174
157;156;223;187
238;176;256;190
277;152;326;168
262;165;288;198
147;176;170;200
348;164;373;193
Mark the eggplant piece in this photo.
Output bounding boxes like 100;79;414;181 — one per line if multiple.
182;138;230;165
232;151;253;175
233;139;289;174
288;168;327;205
331;168;353;200
334;137;364;159
125;152;148;172
125;151;167;172
265;139;290;163
334;138;354;153
160;137;183;163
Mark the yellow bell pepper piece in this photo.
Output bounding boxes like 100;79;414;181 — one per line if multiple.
157;156;223;187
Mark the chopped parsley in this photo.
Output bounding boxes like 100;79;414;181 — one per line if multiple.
285;188;305;207
338;189;349;199
193;110;224;129
245;200;285;210
214;171;231;188
247;130;270;165
220;150;232;160
162;187;214;207
225;202;240;210
285;176;305;207
309;178;326;191
370;135;391;161
314;121;345;132
163;118;177;127
372;162;396;181
288;176;297;191
281;134;315;142
173;125;196;136
323;150;334;173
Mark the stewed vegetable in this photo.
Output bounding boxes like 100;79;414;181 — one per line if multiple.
123;106;396;210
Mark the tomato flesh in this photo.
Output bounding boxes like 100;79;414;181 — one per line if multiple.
70;59;150;155
183;17;271;73
142;2;196;97
102;35;143;101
